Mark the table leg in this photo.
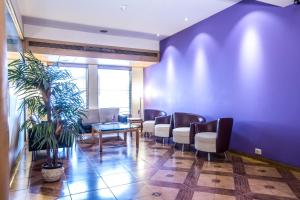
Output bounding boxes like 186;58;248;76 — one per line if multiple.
124;131;127;146
99;131;103;152
136;128;139;149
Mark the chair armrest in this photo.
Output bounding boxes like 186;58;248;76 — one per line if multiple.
192;120;217;133
155;115;171;125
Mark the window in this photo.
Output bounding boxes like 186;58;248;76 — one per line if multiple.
98;67;131;114
59;65;88;107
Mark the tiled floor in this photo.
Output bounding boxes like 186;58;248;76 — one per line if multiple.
9;135;300;200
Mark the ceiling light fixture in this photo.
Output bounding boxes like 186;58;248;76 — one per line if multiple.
156;33;160;37
184;17;189;22
120;4;128;11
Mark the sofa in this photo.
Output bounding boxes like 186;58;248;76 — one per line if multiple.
79;107;127;133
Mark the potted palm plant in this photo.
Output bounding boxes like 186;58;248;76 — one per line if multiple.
8;52;85;182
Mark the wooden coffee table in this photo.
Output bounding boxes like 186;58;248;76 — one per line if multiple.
92;122;140;152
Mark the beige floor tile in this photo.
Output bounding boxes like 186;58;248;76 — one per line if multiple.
163;158;194;169
291;171;300;180
10;177;29;191
111;182;179;200
245;165;281;178
192;191;236;200
151;170;188;183
242;157;268;165
10;189;28;200
202;162;233;173
248;179;297;199
197;174;235;190
172;151;195;158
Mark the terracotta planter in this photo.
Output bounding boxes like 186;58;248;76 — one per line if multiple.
41;162;64;182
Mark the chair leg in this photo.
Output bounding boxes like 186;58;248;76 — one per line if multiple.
163;138;165;145
224;152;229;161
208;153;211;162
182;144;184;152
195;150;199;158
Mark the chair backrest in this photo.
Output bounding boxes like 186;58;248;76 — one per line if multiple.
144;109;167;121
82;109;100;124
216;118;234;153
173;112;205;128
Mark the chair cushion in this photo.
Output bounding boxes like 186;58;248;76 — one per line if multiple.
172;127;190;144
143;120;155;133
195;132;217;153
155;124;170;137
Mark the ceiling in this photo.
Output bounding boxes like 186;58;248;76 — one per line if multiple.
17;0;244;39
257;0;294;7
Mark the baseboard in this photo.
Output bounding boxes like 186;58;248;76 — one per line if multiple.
9;145;26;187
229;150;300;172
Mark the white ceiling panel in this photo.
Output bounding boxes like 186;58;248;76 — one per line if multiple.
256;0;293;7
17;0;242;37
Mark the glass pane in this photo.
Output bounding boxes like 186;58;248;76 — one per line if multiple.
60;67;87;107
98;68;130;114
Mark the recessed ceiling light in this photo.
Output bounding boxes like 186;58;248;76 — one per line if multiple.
184;17;189;22
156;33;160;37
120;4;128;11
99;30;108;33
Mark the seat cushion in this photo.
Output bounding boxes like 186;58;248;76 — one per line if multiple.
143;120;155;133
155;124;170;137
195;132;217;153
172;127;190;144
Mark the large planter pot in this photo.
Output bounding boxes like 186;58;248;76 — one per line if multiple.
41;162;64;182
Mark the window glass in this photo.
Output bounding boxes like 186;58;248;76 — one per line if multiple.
59;66;87;107
98;68;131;114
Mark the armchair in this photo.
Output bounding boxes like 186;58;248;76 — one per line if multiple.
172;112;206;151
194;118;233;161
143;109;167;137
154;115;173;144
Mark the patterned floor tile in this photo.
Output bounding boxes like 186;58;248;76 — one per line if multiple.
9;136;300;200
151;169;188;183
197;174;235;190
67;177;107;194
110;182;179;200
202;162;233;173
71;188;116;200
242;157;268;165
291;170;300;180
244;165;281;178
172;151;195;158
101;172;138;187
248;178;297;199
192;191;236;200
163;158;194;169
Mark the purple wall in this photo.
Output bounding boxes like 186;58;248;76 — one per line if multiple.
144;1;300;167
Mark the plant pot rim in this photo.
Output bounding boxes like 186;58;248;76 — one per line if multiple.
42;161;63;169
